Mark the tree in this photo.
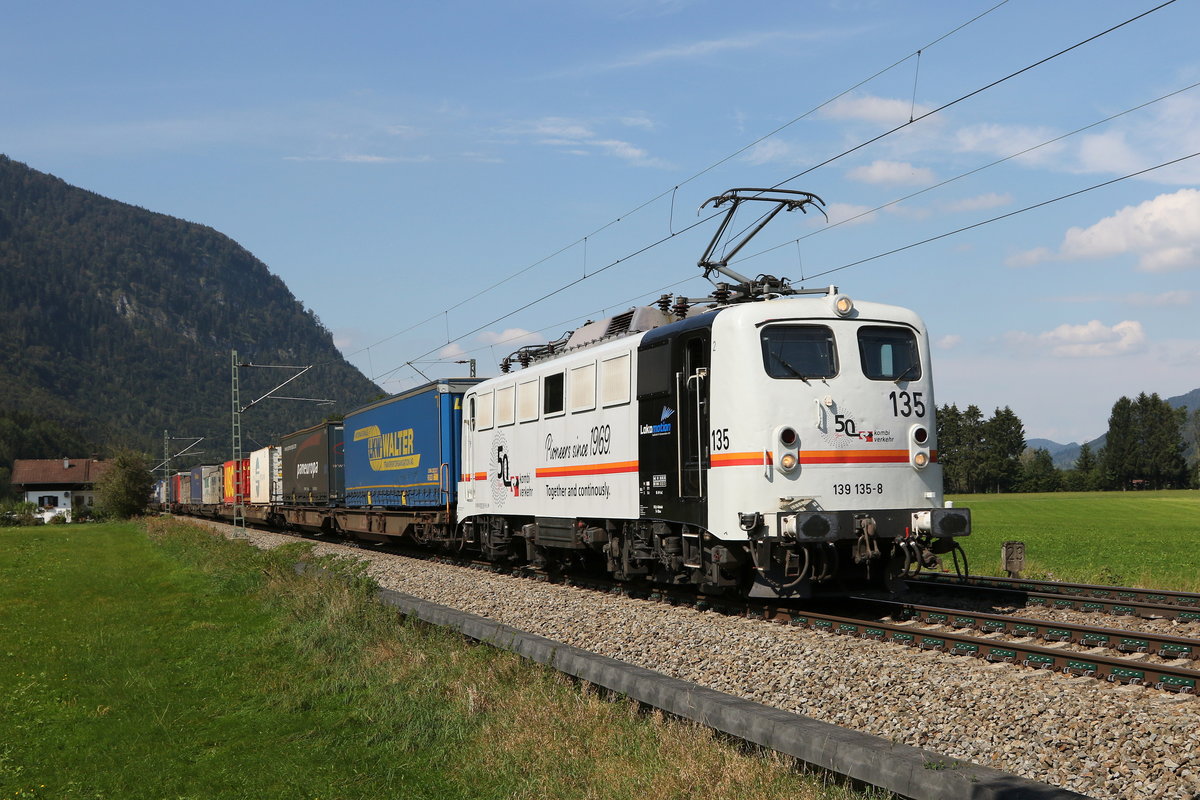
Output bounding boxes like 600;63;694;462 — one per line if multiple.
1018;448;1061;492
95;449;155;519
980;406;1025;493
1101;396;1137;489
936;404;965;493
1138;394;1189;489
1102;394;1190;489
1063;442;1101;491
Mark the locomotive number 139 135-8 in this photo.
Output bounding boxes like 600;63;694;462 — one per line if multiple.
833;482;885;496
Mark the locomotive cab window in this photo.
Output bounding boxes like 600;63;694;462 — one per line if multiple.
760;325;838;380
858;326;921;381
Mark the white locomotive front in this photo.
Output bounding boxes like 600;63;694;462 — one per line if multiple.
456;190;969;597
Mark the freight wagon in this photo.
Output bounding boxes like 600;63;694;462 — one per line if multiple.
333;379;479;543
278;421;344;533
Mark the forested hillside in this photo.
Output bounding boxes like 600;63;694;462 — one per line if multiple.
0;155;381;489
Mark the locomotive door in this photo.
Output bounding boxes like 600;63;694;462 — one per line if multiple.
679;334;710;500
464;394;476;502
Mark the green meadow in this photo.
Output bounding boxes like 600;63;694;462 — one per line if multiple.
948;490;1200;591
0;519;877;800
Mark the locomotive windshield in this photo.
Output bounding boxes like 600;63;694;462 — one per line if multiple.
858;326;921;381
760;325;838;380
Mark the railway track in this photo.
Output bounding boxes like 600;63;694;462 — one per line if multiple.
856;596;1198;661
910;573;1200;620
562;571;1200;695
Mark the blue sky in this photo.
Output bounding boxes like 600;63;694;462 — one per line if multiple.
4;0;1199;444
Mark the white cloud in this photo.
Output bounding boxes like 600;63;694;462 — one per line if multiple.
283;153;432;163
478;328;543;348
742;139;807;166
1059;189;1200;272
822;95;933;125
1075;130;1144;176
941;192;1012;213
1127;290;1194;308
438;343;466;358
1006;246;1054;268
1007;320;1147;358
599;31;820;70
935;334;962;350
824;202;877;227
504;116;669;167
846;160;935;185
1008;189;1200;272
953;123;1064;164
620;115;656;130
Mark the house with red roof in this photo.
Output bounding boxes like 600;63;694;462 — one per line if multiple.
9;458;112;520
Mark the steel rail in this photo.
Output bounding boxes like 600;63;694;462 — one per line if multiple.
850;596;1199;661
757;606;1200;694
909;573;1200;609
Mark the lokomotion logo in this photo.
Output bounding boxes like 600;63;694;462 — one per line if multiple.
640;405;674;436
354;425;421;471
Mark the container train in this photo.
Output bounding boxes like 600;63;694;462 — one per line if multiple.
157;189;971;597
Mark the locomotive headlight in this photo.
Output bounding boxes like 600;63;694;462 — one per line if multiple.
912;451;930;469
832;294;855;317
779;453;798;472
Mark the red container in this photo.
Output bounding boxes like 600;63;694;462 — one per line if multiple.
222;458;251;504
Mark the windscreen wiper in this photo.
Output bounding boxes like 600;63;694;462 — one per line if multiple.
893;362;920;384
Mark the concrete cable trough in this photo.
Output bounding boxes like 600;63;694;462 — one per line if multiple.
376;584;1084;800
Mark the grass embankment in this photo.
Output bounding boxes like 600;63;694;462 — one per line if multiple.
948;490;1200;591
0;520;879;800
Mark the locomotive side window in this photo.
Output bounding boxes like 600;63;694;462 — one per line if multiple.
570;362;596;413
496;384;516;427
760;325;838;380
517;379;539;423
543;372;564;416
600;352;631;407
636;342;671;398
858;326;921;381
476;390;494;430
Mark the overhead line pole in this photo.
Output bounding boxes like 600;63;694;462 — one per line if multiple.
230;351;336;535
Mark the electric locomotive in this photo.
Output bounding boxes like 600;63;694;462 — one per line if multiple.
454;190;970;597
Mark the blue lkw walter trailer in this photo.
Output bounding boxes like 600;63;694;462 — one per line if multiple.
343;379;480;509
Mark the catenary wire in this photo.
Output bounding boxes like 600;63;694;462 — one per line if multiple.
734;79;1200;265
769;0;1180;190
803;151;1200;281
359;1;1179;381
339;2;1012;364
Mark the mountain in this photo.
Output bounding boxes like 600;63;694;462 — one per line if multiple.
0;155;381;476
1027;387;1199;469
1169;388;1200;414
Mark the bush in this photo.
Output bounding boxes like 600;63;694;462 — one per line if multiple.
94;449;155;519
0;501;37;527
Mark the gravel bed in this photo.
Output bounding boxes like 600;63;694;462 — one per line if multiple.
222;525;1200;800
